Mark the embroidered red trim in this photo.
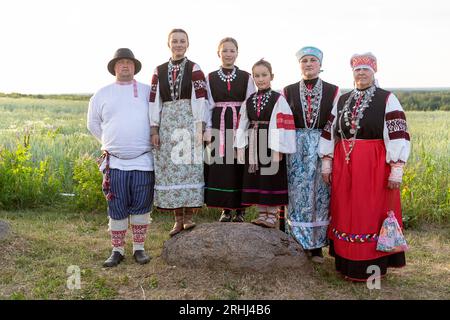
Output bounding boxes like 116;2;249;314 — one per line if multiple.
192;70;207;99
385;111;410;141
276;113;295;130
131;224;148;244
149;73;158;102
332;228;379;243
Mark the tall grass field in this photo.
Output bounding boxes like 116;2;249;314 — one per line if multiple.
0;96;449;225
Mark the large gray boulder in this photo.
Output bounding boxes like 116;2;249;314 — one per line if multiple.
162;222;311;273
0;220;11;241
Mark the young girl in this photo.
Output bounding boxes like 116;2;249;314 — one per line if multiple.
204;37;256;223
235;59;296;228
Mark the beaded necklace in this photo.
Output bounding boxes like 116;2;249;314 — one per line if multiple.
168;57;187;101
299;79;323;129
217;67;237;92
252;90;272;118
337;85;376;163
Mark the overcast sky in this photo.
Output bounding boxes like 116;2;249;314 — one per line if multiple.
1;0;449;93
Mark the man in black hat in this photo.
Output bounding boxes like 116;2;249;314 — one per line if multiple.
87;48;155;267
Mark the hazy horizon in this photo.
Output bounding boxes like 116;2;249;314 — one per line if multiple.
2;87;450;96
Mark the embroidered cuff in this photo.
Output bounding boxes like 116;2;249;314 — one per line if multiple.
321;157;332;174
389;162;404;183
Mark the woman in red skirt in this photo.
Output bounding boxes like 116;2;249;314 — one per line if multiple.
318;53;411;281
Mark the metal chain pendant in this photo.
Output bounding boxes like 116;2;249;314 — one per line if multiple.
252;90;272;115
168;58;187;101
299;79;323;129
217;67;237;83
338;85;376;163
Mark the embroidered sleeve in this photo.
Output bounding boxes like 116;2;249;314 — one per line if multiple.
149;72;158;103
268;95;296;154
276;113;296;130
318;87;340;158
383;93;411;163
386;110;410;141
192;67;207;99
149;68;162;126
190;63;208;124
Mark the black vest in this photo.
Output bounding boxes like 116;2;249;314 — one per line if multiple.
283;80;338;129
246;90;281;123
157;60;194;102
208;67;250;102
335;88;391;139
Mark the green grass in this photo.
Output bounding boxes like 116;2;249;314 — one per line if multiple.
0;97;97;192
0;208;449;300
401;111;449;226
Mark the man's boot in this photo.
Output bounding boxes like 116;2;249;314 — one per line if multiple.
133;250;151;264
103;251;124;267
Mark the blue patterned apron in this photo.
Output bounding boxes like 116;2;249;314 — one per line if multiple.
286;129;330;249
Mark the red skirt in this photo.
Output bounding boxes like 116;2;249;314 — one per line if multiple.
329;139;403;262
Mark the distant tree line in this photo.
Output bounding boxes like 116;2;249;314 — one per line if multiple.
0;92;91;101
393;90;450;111
333;89;450;111
1;90;450;110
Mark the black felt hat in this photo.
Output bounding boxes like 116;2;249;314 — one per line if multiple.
107;48;142;75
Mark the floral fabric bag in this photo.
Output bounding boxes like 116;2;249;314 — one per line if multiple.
376;210;408;253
